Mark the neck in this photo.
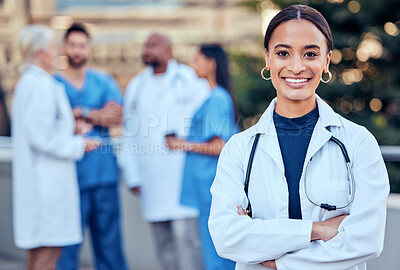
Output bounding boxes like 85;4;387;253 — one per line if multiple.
206;73;218;89
32;60;52;74
65;65;87;77
153;61;168;74
275;95;317;118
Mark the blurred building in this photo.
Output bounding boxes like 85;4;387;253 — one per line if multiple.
0;0;262;122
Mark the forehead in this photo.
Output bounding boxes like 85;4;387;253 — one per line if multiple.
145;35;168;47
269;19;327;50
66;31;89;44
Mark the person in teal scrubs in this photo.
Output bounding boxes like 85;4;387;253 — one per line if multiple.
166;44;238;270
55;23;127;270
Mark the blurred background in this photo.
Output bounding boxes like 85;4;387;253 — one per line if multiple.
0;0;399;269
0;0;399;190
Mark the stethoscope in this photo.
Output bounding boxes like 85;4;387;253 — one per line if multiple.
244;130;355;218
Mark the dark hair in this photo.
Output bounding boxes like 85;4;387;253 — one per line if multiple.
264;5;333;53
199;43;239;121
64;22;90;41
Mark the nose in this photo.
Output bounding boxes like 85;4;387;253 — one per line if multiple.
287;54;306;74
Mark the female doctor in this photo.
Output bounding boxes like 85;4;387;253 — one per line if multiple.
12;25;99;270
209;5;389;270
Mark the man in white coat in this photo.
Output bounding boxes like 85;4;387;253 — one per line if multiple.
123;33;209;270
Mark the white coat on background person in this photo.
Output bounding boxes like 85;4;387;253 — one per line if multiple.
209;95;389;270
123;58;210;222
123;33;209;270
13;65;84;248
11;25;99;269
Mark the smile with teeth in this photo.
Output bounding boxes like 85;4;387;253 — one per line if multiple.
284;78;310;83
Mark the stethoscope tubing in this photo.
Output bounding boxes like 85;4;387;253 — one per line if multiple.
303;136;356;211
245;133;356;217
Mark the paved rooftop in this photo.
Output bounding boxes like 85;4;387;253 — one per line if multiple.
0;257;93;270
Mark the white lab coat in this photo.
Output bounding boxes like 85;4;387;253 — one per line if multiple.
209;95;389;270
123;60;210;222
12;65;85;249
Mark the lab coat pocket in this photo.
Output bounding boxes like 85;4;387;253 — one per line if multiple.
325;180;351;211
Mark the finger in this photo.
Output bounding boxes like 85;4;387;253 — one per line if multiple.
237;205;247;215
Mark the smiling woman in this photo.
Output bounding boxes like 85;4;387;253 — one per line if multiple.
208;4;389;270
265;19;332;117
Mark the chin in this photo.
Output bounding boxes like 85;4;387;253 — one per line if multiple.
280;90;315;102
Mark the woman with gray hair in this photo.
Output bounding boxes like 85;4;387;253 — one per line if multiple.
12;24;99;270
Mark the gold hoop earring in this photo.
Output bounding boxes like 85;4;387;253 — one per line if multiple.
320;70;332;83
260;67;271;81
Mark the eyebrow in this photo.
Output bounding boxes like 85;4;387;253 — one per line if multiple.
274;44;321;50
304;45;321;50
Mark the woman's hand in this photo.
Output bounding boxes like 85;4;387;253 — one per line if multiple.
237;205;346;267
260;260;277;269
237;205;248;216
312;214;347;242
72;108;83;119
75;118;93;135
84;138;100;152
166;136;188;151
239;204;347;242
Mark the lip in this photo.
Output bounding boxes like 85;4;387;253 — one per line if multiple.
282;77;311;89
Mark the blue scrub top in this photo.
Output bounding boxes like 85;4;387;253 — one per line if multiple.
180;86;239;211
54;69;123;190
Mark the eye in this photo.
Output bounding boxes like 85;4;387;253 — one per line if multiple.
277;51;289;57
304;51;318;58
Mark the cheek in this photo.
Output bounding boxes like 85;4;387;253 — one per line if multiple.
269;61;285;79
310;59;326;73
194;61;206;76
82;46;91;55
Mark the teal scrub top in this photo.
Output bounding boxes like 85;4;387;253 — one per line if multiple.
180;86;239;211
54;69;123;190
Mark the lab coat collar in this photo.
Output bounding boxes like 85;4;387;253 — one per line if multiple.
245;94;343;174
247;94;342;136
26;64;57;85
145;59;178;78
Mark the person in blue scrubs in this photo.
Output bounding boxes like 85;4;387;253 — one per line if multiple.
166;44;238;270
55;23;127;270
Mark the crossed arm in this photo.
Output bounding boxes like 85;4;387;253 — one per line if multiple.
236;206;347;269
209;132;389;270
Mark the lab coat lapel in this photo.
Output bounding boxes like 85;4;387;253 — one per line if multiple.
259;124;285;175
251;98;285;175
303;119;332;164
250;95;342;175
160;60;178;97
304;95;343;164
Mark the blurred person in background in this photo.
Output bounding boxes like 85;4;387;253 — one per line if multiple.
12;24;99;270
0;84;10;136
55;23;127;270
166;44;238;270
122;33;209;270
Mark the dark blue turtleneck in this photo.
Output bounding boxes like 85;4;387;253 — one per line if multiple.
273;106;319;219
